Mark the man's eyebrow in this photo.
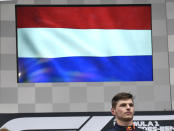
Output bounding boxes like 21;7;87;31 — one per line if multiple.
119;103;127;106
119;102;133;105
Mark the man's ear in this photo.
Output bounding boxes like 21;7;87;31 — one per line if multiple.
111;108;116;116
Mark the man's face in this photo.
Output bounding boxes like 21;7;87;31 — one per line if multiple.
111;99;134;122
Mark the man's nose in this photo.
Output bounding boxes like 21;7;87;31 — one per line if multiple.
126;104;131;109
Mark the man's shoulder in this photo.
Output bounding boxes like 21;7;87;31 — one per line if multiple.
105;127;118;131
106;127;145;131
135;127;145;131
106;128;115;131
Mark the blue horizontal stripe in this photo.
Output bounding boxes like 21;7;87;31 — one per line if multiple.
18;56;153;82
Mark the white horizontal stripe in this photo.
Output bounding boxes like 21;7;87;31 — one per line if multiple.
134;115;174;120
18;28;152;58
2;117;89;131
80;116;113;131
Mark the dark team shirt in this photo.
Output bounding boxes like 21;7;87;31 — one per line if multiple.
107;123;145;131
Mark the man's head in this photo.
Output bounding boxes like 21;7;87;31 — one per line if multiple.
0;128;10;131
111;92;135;125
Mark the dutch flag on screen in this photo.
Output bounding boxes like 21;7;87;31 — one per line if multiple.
16;5;153;83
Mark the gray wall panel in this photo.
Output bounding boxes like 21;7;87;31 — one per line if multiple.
0;0;173;113
167;0;174;110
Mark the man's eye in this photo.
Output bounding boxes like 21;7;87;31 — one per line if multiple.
120;104;126;107
129;104;134;107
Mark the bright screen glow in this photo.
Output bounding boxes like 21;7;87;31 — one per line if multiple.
16;4;153;83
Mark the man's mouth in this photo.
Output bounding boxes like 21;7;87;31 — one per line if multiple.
125;112;132;115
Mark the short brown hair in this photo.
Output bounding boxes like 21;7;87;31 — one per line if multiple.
112;92;134;108
0;128;10;131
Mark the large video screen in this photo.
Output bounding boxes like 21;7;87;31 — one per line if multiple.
16;4;152;83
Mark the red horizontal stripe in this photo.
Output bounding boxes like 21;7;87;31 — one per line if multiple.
16;5;151;29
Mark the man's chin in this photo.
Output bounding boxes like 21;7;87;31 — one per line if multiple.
122;117;133;122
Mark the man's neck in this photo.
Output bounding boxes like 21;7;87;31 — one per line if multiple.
116;119;133;127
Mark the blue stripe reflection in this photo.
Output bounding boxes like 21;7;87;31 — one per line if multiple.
18;56;153;82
